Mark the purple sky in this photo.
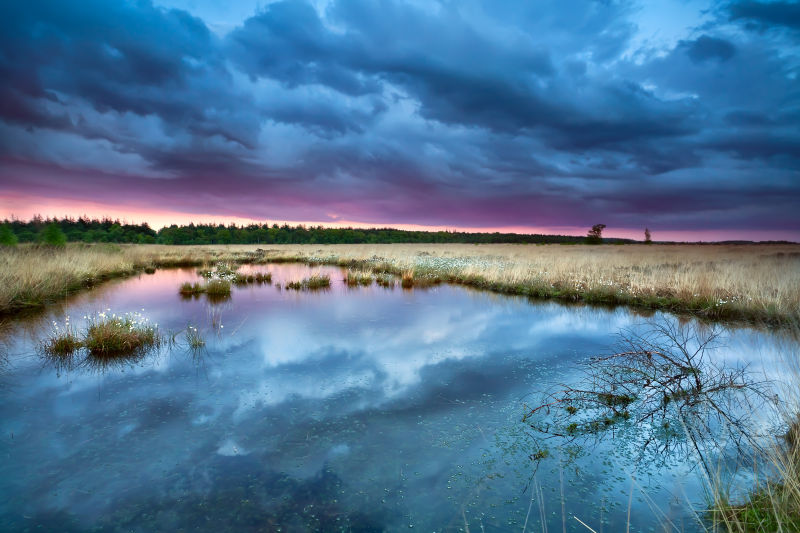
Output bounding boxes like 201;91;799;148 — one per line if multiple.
0;0;798;239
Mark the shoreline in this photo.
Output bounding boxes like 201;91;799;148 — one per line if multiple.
1;243;798;327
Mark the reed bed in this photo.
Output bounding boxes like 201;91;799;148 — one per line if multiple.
1;243;798;324
257;243;800;324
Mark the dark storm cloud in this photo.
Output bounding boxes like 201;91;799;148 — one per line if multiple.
0;0;798;236
728;1;800;31
683;35;737;62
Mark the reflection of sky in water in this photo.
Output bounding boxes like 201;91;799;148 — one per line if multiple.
0;265;794;532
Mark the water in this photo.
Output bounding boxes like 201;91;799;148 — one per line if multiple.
0;264;792;532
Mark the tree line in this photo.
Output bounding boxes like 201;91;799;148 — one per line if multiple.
0;216;639;246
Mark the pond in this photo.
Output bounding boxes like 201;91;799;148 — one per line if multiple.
0;263;792;532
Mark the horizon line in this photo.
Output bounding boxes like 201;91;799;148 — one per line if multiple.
3;213;798;244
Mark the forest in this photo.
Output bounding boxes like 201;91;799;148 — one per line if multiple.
1;216;636;245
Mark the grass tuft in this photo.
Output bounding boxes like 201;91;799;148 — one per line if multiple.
233;271;272;285
205;279;231;297
286;274;331;291
83;311;160;357
185;325;206;350
400;270;441;289
41;319;82;356
179;282;205;295
344;270;372;287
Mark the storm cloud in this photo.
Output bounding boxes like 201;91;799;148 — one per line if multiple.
0;0;797;238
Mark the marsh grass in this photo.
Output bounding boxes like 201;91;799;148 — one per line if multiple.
84;311;160;357
286;274;331;291
185;325;206;350
262;243;800;324
3;243;800;325
179;282;205;296
344;270;372;287
41;319;81;356
41;311;161;359
233;271;272;285
400;269;442;289
205;279;231;297
375;273;395;288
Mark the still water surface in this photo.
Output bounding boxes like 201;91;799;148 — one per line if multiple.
0;264;789;532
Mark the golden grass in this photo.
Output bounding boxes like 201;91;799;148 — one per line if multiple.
1;243;799;324
257;243;800;324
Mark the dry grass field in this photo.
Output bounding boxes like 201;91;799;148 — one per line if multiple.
1;243;799;324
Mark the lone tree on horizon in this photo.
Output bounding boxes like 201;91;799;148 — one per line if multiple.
645;227;652;244
586;223;606;244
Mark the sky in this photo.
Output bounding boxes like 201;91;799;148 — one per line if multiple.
0;0;798;240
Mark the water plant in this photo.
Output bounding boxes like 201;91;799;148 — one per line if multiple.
185;325;206;350
286;274;330;290
179;282;205;296
344;270;372;287
83;311;160;357
41;317;82;356
205;279;231;297
233;271;272;285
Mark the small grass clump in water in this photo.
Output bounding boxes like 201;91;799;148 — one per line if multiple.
205;279;231;297
286;274;331;290
41;317;82;356
179;282;205;295
185;325;205;350
344;270;372;287
233;271;272;285
254;272;272;283
83;311;160;357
